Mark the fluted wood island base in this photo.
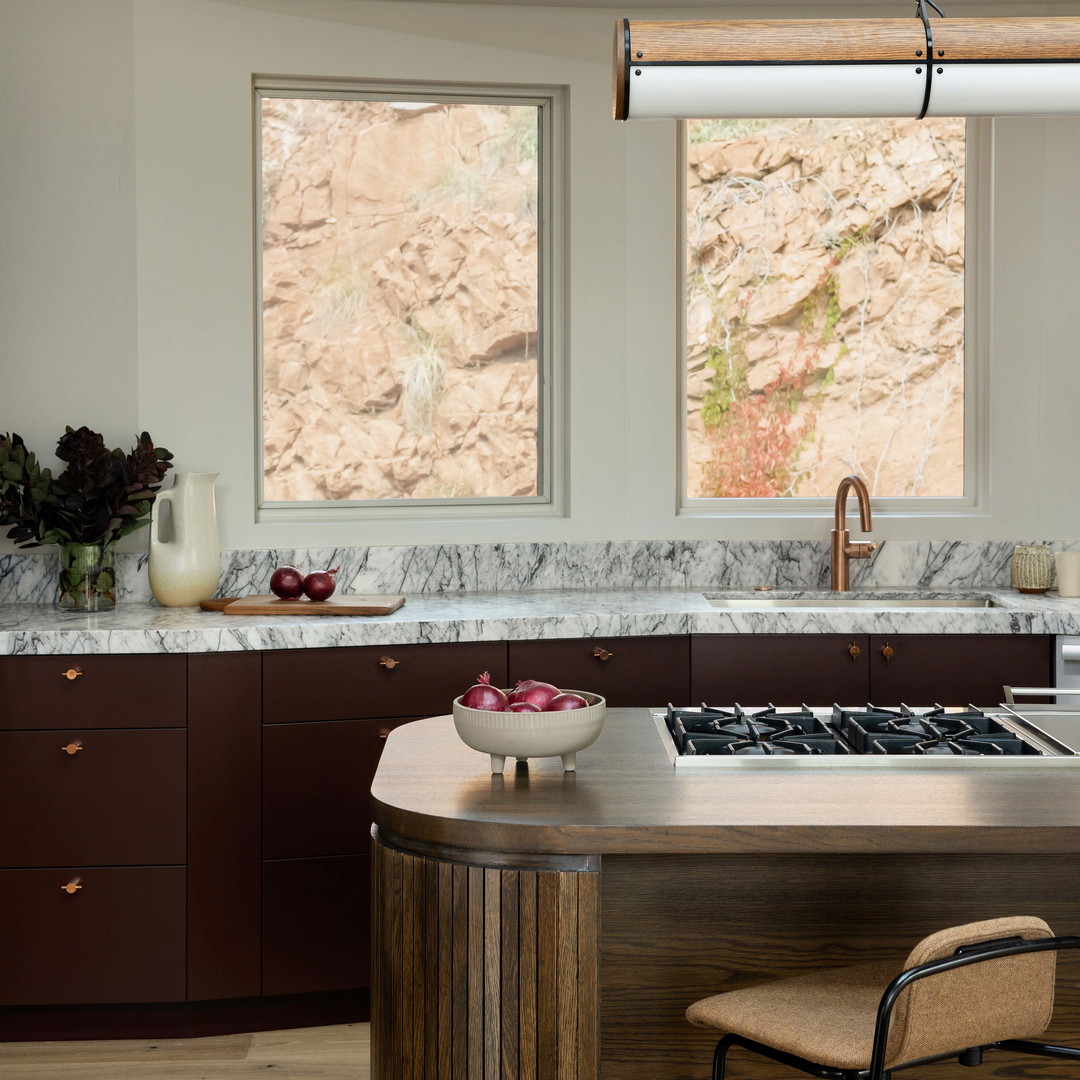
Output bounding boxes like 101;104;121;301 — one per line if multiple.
371;711;1080;1080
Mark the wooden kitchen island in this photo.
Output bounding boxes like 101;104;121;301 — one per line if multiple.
371;709;1080;1080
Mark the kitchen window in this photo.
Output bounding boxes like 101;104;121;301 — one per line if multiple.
255;80;562;520
682;116;987;513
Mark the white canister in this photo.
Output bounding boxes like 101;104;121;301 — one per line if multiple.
148;472;221;606
1056;551;1080;598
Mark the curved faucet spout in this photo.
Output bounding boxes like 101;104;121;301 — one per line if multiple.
834;474;873;533
831;474;876;591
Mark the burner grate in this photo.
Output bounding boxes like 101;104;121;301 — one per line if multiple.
664;702;1049;759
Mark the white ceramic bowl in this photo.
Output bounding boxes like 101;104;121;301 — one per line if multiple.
452;691;606;773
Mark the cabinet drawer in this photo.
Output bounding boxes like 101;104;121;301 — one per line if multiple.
868;634;1052;706
691;635;868;705
0;729;186;867
508;636;689;707
0;654;186;730
262;855;371;996
0;866;186;1005
263;642;507;723
263;717;414;860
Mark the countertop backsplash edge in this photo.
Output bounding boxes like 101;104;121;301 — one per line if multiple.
3;539;1080;605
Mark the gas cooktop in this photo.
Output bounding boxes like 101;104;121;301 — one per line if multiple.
655;703;1080;767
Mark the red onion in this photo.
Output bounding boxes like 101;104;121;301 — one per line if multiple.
507;701;541;713
460;672;508;712
507;679;560;709
303;566;340;601
270;565;304;600
546;692;589;711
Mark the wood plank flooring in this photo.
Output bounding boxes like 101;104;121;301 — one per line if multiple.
0;1022;369;1079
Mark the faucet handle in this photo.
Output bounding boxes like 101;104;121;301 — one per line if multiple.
845;541;878;560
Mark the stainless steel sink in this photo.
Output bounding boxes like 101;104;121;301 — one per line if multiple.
704;592;1000;609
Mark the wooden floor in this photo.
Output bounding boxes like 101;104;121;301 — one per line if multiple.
0;1022;369;1079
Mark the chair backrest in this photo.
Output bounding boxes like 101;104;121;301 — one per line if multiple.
885;915;1056;1067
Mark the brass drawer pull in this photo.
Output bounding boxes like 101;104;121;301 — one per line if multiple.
592;646;613;661
60;742;84;756
881;643;895;662
61;880;82;895
378;657;400;669
378;730;390;741
61;668;84;681
848;642;860;661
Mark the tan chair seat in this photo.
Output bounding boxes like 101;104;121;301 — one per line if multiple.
687;916;1056;1072
687;959;903;1070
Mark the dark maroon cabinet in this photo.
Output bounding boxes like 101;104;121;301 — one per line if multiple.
0;866;186;1006
263;641;507;723
692;634;867;705
0;654;186;730
263;716;415;860
508;636;690;706
262;855;371;996
0;729;186;868
691;634;1052;706
868;634;1052;706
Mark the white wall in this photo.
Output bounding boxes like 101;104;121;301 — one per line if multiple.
0;0;138;495
4;0;1080;552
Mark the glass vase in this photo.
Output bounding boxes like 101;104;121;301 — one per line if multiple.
57;541;117;612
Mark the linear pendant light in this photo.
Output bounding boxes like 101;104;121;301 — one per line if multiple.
613;11;1080;120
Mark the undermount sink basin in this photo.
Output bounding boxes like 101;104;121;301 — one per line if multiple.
704;592;1000;609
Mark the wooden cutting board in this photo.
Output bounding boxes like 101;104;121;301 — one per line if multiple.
202;595;406;616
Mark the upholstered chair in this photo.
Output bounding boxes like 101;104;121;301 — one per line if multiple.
687;916;1080;1080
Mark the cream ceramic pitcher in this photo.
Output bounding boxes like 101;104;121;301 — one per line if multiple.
148;472;220;606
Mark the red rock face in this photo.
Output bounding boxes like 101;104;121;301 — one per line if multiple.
686;116;965;499
260;99;539;502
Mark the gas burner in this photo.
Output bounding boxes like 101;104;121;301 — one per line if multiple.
681;707;847;756
668;703;820;752
845;708;1043;756
831;706;906;734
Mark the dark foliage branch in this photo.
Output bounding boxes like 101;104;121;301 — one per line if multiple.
0;427;174;548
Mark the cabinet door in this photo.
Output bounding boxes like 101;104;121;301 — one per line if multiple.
869;634;1053;707
262;854;370;996
0;867;186;1005
508;636;690;707
263;717;414;860
263;642;507;723
0;729;186;867
691;635;869;705
0;655;186;730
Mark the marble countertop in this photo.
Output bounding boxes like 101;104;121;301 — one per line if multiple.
3;587;1080;655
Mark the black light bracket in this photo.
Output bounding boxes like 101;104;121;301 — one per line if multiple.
916;0;947;119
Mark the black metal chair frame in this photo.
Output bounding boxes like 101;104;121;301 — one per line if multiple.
710;934;1080;1080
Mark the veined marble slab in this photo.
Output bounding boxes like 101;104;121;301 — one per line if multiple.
3;587;1080;656
3;539;1080;605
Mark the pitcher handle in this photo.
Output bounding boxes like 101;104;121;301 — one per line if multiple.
151;488;173;548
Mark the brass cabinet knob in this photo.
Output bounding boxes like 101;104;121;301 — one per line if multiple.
378;657;400;670
592;646;613;661
848;642;861;660
61;668;84;681
61;881;82;895
60;742;84;756
378;730;390;741
881;643;895;662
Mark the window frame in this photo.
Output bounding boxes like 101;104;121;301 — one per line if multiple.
676;117;992;519
253;77;566;523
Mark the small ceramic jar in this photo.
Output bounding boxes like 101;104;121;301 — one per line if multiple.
1011;544;1055;594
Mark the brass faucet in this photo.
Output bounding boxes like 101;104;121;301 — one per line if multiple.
831;475;877;591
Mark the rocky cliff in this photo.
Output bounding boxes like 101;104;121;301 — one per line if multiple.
261;98;539;502
687;116;965;498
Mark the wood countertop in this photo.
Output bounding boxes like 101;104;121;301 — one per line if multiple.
371;709;1080;857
